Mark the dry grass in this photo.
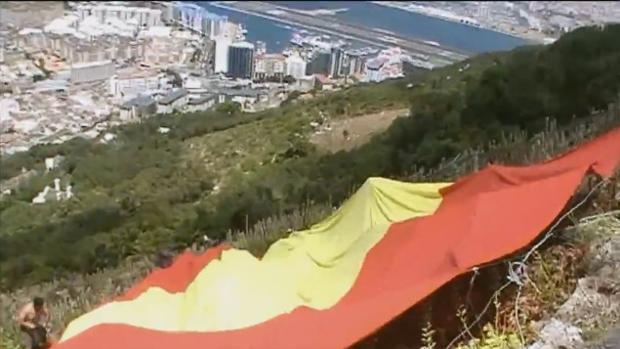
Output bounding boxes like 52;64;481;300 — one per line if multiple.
309;108;409;153
183;106;411;189
231;201;334;256
181;116;301;190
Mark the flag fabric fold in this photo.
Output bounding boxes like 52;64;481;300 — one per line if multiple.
54;127;620;349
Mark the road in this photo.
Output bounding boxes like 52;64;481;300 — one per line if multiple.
211;1;470;67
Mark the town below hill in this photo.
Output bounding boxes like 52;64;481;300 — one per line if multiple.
1;1;418;156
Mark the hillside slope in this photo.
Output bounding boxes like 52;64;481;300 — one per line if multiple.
1;24;620;295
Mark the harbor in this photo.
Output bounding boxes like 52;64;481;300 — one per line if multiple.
210;1;471;68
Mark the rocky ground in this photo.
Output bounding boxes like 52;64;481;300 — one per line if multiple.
527;215;620;349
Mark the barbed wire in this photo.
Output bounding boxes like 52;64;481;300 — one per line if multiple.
444;178;609;349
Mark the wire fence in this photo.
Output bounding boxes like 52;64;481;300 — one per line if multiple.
445;178;613;349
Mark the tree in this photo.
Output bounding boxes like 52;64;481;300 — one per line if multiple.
165;69;183;87
283;75;296;84
216;101;242;115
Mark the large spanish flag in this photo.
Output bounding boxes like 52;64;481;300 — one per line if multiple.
55;127;620;349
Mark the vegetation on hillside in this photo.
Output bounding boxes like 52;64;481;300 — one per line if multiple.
1;25;620;291
0;78;412;289
1;105;618;349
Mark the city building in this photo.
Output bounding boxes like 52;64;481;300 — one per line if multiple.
186;95;217;112
286;54;307;80
138;26;172;39
120;95;157;122
182;76;203;91
305;50;331;76
219;89;268;112
364;47;406;82
254;53;286;81
219;22;243;40
477;4;491;21
364;57;388;82
314;74;335;90
18;33;146;64
344;52;366;76
159;2;175;24
214;36;232;73
109;68;162;98
157;88;189;114
288;76;315;92
255;41;267;56
70;60;116;84
76;5;162;28
170;2;227;38
227;42;254;80
143;36;188;68
202;39;216;74
0;1;64;29
329;47;344;78
0;98;20;132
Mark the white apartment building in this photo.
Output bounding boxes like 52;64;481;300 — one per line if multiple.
214;36;232;73
71;60;116;84
109;68;162;98
171;2;227;38
77;5;162;28
286;54;307;79
254;54;286;80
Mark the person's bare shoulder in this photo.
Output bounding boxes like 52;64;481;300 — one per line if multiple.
17;302;32;319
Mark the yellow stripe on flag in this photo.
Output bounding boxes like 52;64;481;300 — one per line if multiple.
61;178;450;342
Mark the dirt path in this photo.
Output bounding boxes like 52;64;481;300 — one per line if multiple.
309;108;409;153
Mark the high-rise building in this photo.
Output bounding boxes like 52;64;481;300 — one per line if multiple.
227;42;254;79
329;47;344;78
305;50;331;76
344;52;366;76
201;12;227;39
171;2;227;38
286;54;307;79
214;36;232;73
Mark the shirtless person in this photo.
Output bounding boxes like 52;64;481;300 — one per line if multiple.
16;297;52;349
